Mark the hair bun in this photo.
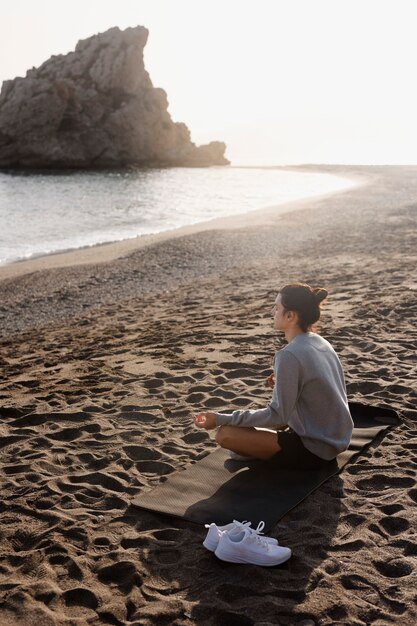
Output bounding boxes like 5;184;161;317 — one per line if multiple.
313;287;328;304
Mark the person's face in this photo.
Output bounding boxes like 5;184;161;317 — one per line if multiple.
272;294;288;331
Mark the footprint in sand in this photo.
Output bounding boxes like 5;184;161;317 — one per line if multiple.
356;474;414;491
373;558;414;578
62;587;98;610
48;553;84;580
379;503;404;515
135;460;175;475
182;431;209;444
378;516;410;535
97;561;142;591
122;445;161;461
152;528;183;542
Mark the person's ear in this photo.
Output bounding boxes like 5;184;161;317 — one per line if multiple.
287;310;298;323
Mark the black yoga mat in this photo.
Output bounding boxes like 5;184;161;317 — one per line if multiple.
132;402;399;532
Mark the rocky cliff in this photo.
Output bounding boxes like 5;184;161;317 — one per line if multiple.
0;26;229;168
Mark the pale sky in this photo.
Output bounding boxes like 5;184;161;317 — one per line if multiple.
1;0;416;165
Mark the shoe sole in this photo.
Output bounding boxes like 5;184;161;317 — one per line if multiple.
214;547;291;566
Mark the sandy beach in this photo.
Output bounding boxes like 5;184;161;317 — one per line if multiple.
0;164;416;625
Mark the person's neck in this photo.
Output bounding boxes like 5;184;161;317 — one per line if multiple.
285;327;305;343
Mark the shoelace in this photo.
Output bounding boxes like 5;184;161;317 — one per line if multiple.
205;519;269;546
234;520;272;550
204;519;253;531
246;532;271;551
233;519;266;536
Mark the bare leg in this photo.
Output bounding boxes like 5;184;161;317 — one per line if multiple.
216;425;281;461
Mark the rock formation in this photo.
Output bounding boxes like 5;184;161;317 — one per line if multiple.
0;26;229;168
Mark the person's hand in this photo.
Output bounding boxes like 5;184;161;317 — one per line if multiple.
265;373;275;388
194;411;217;430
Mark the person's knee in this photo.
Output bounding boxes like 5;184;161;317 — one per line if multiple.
216;425;234;448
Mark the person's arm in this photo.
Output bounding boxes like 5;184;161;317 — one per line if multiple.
194;409;290;431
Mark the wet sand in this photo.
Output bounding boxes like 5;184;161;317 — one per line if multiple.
0;165;416;625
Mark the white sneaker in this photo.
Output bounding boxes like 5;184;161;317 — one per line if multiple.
214;528;291;566
203;520;278;552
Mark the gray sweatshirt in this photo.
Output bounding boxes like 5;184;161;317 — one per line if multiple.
216;332;353;460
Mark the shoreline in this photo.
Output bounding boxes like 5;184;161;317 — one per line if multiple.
0;164;410;338
0;164;363;281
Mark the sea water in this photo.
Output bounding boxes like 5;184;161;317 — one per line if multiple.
0;166;355;266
